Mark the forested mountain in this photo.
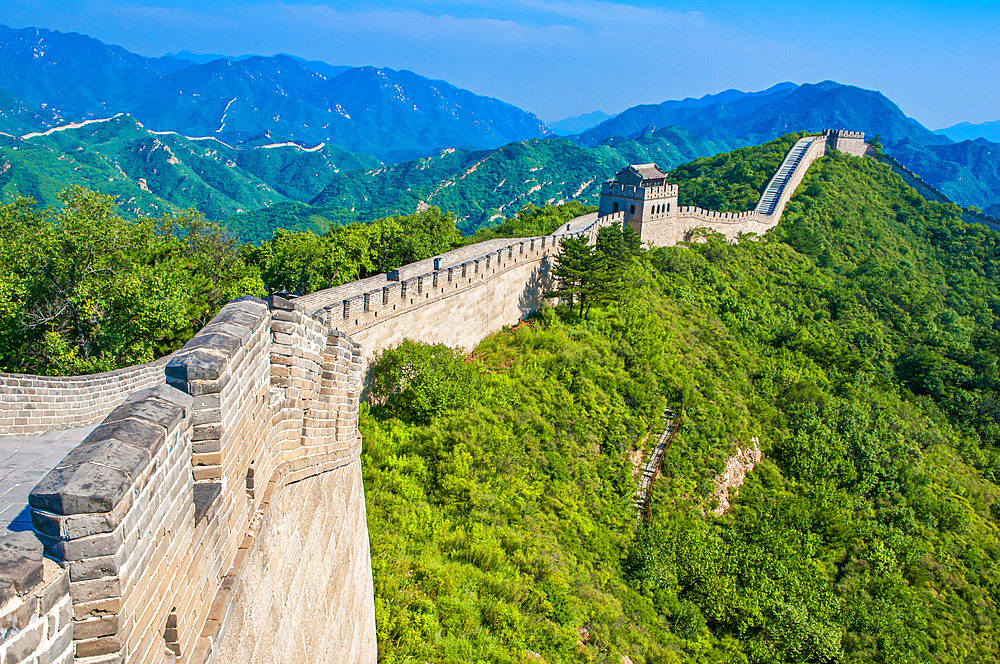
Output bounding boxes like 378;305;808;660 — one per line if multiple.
0;113;378;222
360;144;1000;663
2;23;998;234
231;128;730;238
0;25;551;161
572;81;1000;216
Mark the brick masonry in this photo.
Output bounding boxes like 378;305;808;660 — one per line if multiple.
0;359;170;437
0;130;860;664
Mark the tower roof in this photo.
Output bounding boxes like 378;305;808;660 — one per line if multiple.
630;163;668;181
612;163;669;187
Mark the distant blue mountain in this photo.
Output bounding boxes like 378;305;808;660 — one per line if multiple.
938;119;1000;144
549;110;611;135
0;25;551;161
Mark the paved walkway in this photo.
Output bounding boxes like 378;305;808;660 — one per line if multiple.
0;425;97;533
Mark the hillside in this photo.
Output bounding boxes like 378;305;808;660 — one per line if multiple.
574;80;1000;214
0;25;551;161
0;114;379;223
359;145;1000;662
293;129;729;235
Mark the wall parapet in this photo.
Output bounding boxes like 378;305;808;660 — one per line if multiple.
0;358;170;436
21;294;372;664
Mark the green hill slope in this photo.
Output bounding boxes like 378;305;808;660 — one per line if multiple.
0;114;379;224
361;149;1000;662
276;130;726;236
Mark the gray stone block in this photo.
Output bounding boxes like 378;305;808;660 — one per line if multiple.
186;370;232;396
268;294;297;311
202;321;252;345
106;395;185;432
54;438;149;481
30;463;131;516
0;531;43;595
122;383;191;410
35;525;124;562
212;308;266;332
84;417;165;457
166;348;228;382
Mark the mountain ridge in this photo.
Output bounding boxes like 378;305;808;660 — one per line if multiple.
0;24;552;161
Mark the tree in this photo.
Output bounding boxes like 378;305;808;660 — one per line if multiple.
0;189;189;373
367;339;480;424
547;235;593;319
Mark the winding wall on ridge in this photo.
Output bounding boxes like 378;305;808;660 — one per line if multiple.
0;131;844;664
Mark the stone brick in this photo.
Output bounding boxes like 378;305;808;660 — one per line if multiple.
30;462;131;516
104;395;186;432
84;416;166;458
2;622;44;661
54;438;150;482
0;531;44;595
166;348;228;383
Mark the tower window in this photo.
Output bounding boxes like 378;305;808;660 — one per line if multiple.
630;205;636;214
612;202;619;213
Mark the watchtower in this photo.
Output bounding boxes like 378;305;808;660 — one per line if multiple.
597;163;678;237
823;129;867;157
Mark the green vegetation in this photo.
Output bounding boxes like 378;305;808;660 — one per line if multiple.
0;114;380;243
0;187;264;374
0;191;570;374
246;132;724;236
360;146;1000;662
9;133;1000;661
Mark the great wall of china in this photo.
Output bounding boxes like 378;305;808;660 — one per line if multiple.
0;130;864;664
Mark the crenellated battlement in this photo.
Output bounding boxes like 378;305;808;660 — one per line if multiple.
823;128;865;140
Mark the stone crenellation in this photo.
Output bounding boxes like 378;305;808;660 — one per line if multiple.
822;128;868;158
0;128;866;664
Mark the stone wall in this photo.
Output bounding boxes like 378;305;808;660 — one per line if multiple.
823;129;867;158
305;236;562;366
0;359;169;436
630;135;829;246
0;536;73;664
213;459;376;663
24;296;375;664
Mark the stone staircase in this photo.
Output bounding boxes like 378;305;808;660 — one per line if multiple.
755;137;814;216
634;406;681;518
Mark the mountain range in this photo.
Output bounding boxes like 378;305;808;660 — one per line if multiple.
0;113;378;223
0;25;550;161
939;119;1000;144
1;23;998;234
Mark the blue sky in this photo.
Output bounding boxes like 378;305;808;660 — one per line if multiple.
2;0;997;129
